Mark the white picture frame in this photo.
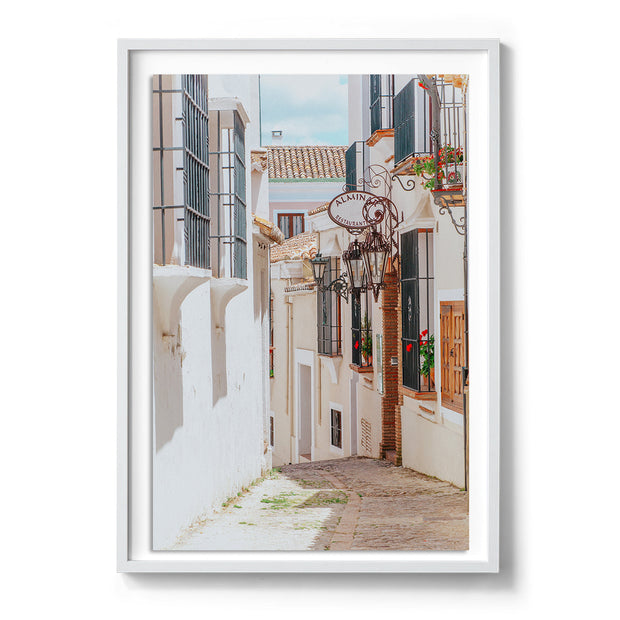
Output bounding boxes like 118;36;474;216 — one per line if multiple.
118;38;500;573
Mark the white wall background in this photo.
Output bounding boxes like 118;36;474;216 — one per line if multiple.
2;2;618;618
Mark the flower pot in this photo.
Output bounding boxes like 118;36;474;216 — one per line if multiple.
430;367;435;389
441;163;463;187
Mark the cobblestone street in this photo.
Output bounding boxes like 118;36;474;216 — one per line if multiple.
174;457;468;551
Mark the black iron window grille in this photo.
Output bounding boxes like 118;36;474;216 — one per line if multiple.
351;287;373;368
269;415;275;447
153;74;210;269
370;74;394;135
277;213;305;239
345;141;369;191
401;229;435;391
269;294;274;378
394;77;432;166
330;408;342;449
209;109;247;279
317;257;343;356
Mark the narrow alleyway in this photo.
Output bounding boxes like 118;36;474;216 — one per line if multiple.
173;457;468;551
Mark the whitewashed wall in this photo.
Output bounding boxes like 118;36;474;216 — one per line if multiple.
152;75;272;549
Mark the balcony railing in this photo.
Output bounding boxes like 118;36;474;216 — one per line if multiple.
433;75;466;191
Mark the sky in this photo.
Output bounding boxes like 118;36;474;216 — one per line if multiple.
259;75;348;146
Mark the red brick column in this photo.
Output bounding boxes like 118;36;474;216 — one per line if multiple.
380;269;401;464
395;264;403;466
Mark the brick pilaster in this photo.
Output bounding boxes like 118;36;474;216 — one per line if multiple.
380;269;401;463
395;263;403;466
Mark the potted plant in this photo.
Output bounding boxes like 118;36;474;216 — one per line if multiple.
419;330;435;389
361;314;372;366
410;145;463;190
438;145;464;187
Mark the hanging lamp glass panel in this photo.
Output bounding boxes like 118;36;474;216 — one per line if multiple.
343;239;365;291
310;253;329;284
362;229;390;287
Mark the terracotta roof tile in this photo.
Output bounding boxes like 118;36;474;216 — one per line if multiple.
284;280;317;293
250;149;268;172
252;214;285;245
307;201;330;216
267;146;346;179
270;231;318;263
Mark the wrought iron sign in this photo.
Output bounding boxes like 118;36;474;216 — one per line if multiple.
327;190;377;234
313;167;406;302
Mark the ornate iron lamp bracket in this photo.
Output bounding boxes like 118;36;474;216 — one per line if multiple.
322;272;350;303
391;174;416;192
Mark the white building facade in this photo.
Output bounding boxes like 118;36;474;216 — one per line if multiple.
269;74;468;488
152;74;283;549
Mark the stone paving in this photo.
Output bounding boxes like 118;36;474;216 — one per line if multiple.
173;456;468;551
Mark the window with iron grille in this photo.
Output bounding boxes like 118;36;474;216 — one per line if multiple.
330;408;342;449
269;415;275;447
181;76;210;269
401;229;434;391
152;74;210;269
370;74;394;135
394;78;432;165
351;288;372;367
233;111;247;279
209;108;247;278
277;213;305;239
269;294;274;377
317;257;342;356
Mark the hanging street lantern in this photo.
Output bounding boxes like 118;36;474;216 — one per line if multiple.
310;251;349;302
341;239;366;296
310;252;329;286
362;227;390;301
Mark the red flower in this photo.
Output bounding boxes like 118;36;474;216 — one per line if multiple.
406;343;413;352
420;329;428;337
354;341;359;350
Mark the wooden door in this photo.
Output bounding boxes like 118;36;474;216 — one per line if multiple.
440;301;464;414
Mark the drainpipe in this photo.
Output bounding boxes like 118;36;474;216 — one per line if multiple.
316;349;322;446
285;296;294;462
462;85;469;492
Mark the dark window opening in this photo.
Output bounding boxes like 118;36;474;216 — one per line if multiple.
370;74;394;134
345;141;368;192
277;213;305;239
394;77;432;165
330;409;342;449
351;287;373;367
269;294;274;377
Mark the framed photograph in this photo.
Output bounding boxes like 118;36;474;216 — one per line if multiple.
118;38;500;573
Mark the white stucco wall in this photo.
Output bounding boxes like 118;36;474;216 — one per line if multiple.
269;280;317;466
153;277;267;549
152;75;273;549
